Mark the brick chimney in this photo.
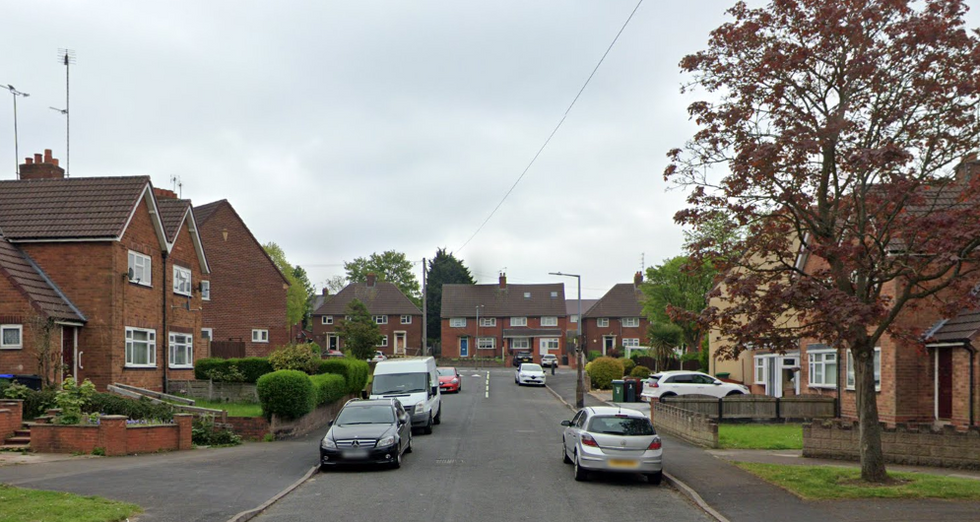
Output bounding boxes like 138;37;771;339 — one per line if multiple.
322;287;330;296
955;152;980;184
366;273;377;287
20;149;65;180
153;187;178;199
499;273;507;288
634;271;643;286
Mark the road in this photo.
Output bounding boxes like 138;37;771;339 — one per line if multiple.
253;368;710;522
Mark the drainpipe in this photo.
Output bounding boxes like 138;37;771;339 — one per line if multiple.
966;343;976;427
162;251;169;392
835;345;843;418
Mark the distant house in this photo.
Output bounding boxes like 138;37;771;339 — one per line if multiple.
0;150;209;392
311;274;422;356
581;272;649;356
193;200;290;358
440;274;569;365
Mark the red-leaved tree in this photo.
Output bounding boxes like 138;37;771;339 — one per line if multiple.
667;0;980;482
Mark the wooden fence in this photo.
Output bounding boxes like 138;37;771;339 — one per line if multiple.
211;341;246;359
660;394;835;422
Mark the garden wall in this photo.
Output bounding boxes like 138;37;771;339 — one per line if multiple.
30;414;194;456
269;393;358;440
661;394;835;421
0;399;23;441
651;400;718;448
225;416;270;441
804;420;980;470
168;380;259;403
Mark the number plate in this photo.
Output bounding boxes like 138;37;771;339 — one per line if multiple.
343;449;369;459
608;459;638;468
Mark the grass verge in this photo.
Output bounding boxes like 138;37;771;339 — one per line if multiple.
0;484;141;522
734;462;980;500
718;423;802;450
192;399;262;417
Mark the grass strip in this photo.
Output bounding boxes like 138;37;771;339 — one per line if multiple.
718;423;802;450
0;484;141;522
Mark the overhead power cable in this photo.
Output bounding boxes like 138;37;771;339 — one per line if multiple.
454;0;645;253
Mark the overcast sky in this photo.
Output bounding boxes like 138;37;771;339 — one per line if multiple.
5;1;979;299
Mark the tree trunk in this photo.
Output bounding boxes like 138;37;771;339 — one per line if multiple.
853;341;888;482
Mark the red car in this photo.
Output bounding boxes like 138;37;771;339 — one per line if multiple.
437;367;461;393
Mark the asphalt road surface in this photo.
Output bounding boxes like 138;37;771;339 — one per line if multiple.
254;368;711;522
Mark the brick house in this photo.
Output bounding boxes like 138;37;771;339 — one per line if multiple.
440;274;568;364
311;274;422;356
0;150;209;392
581;272;649;356
193;200;290;357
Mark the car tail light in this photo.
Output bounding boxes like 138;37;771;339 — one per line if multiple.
648;438;662;450
581;434;599;447
650;382;658;387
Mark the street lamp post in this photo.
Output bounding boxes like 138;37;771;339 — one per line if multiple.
550;271;584;408
3;84;30;178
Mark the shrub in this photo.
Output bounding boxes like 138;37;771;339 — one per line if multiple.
257;370;314;420
587;350;602;362
309;373;347;406
316;358;370;394
269;343;320;374
621;358;636;376
635;356;658;372
586;357;625;390
4;385;57;420
237;358;275;382
85;393;175;421
195;357;273;383
192;414;242;447
608;347;623;359
54;378;96;425
630;365;651;378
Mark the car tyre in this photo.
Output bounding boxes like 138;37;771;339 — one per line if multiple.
726;391;745;397
562;439;572;464
647;471;663;485
660;392;676;398
423;414;433;434
391;449;402;469
434;407;442;425
574;452;588;481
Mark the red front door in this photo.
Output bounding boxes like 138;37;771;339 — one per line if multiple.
62;327;76;381
937;349;953;419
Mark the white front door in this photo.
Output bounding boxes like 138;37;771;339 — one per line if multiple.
765;357;782;398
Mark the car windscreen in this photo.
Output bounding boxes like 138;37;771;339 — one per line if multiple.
372;372;428;394
335;404;395;425
520;364;542;372
437;368;456;376
587;415;655;436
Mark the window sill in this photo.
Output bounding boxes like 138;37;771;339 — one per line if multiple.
129;281;152;288
0;346;23;350
174;292;192;298
845;386;882;392
808;385;836;390
169;365;193;370
125;365;157;369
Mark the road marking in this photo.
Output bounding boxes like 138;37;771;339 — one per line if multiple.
435;459;463;464
485;371;490;398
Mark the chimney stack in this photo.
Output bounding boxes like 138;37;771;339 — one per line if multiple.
322;287;330;296
366;273;377;287
499;273;507;288
634;271;643;286
153;187;178;199
20;149;65;180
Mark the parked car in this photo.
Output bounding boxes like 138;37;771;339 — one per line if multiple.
540;354;559;368
515;363;546;386
371;351;387;363
560;406;662;484
324;349;345;358
512;351;533;367
640;370;749;400
319;398;413;470
437;367;461;393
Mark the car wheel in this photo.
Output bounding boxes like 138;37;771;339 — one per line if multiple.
726;391;745;397
562;439;572;464
434;407;442;425
574;452;588;482
647;471;663;485
423;414;433;435
660;392;676;398
391;449;402;469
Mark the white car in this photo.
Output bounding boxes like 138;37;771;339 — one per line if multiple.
640;370;749;400
540;354;559;368
561;406;663;484
515;363;547;386
371;351;387;363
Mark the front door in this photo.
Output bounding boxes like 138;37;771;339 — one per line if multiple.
62;326;76;382
328;335;338;350
937;349;953;419
603;336;616;355
460;337;469;357
765;357;782;398
394;332;406;355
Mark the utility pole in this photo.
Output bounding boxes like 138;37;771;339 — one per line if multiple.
550;271;584;408
2;85;29;178
421;258;427;355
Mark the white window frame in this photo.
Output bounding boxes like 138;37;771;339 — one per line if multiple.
200;281;210;301
754;356;766;385
541;316;558;327
510;317;527;327
479;317;496;327
125;327;156;368
807;346;837;388
252;329;269;343
0;325;23;349
846;348;882;391
127;250;152;287
512;338;530;350
622;317;640;328
373;315;388;325
570;315;579;324
201;328;213;341
622;338;640;348
378;335;388;347
400;315;412;324
173;266;192;296
322;316;333;325
478;337;495;350
450;317;466;328
597;318;609;328
169;332;194;369
540;338;560;350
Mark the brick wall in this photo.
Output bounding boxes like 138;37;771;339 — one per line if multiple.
804;419;980;470
30;413;193;455
650;400;719;448
225;416;270;441
197;203;289;358
0;273;38;375
0;400;23;441
269;393;357;439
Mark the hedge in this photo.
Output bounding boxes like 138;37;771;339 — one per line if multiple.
309;373;347;406
316;358;370;394
586;357;625;390
257;370;314;420
86;393;175;421
195;357;273;383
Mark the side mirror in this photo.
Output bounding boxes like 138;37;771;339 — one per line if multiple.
560;420;571;426
328;420;334;427
431;386;438;396
713;381;722;385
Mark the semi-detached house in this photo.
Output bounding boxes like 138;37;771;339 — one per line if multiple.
581;272;649;356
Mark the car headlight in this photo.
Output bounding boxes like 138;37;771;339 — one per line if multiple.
451;378;459;383
378;435;396;446
321;437;337;449
414;403;425;414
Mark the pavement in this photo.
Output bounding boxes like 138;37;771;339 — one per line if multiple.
545;370;980;522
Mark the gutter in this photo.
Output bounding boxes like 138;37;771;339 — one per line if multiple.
162;250;169;392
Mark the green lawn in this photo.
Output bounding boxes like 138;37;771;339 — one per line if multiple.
192;399;262;417
735;462;980;500
718;423;803;450
0;484;141;522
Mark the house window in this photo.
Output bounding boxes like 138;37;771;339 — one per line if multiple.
322;316;333;325
550;291;558;298
754;356;765;384
200;281;210;301
541;316;558;327
169;332;193;368
173;266;192;296
523;292;531;299
846;348;881;391
125;327;156;368
450;318;466;328
622;317;640;328
512;338;529;350
622;338;640;347
597;318;609;327
807;345;837;388
510;317;527;327
374;315;388;325
478;337;495;350
252;329;269;343
128;250;152;286
201;328;212;341
0;325;23;349
480;317;496;327
400;315;412;324
378;335;388;347
540;338;559;350
570;315;579;323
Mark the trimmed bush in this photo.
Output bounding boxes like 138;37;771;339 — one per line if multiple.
586;357;625;390
257;370;314;420
85;393;175;421
269;343;320;374
316;358;370;394
309;373;347;406
586;350;601;362
195;357;273;383
630;365;651;378
621;358;636;376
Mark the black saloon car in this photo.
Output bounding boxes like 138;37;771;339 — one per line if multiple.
512;351;534;367
319;399;413;469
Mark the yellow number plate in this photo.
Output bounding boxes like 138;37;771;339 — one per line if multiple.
608;459;638;468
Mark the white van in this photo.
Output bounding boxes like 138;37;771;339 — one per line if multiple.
370;357;442;434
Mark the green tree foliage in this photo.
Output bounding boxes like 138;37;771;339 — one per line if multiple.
425;248;475;343
641;256;716;352
647;322;683;373
336;299;383;360
345;250;421;306
263;242;311;328
268;343;320;374
585;357;624;390
292;266;315;329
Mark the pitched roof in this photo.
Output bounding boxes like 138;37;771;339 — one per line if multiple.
0;236;85;323
584;283;644;318
565;299;598;317
313;281;420;315
925;310;980;344
157;198;192;243
192;199;224;225
193;199;285;285
441;283;566;318
0;176;152;240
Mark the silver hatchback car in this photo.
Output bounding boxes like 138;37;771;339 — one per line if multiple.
560;406;663;484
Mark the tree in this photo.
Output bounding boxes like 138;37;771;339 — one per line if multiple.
263;242;310;328
345;251;421;306
425;248;475;343
292;266;315;329
336;299;383;360
647;322;683;373
324;275;348;295
641;256;717;354
667;0;980;482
